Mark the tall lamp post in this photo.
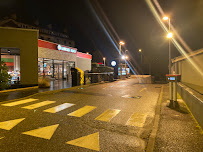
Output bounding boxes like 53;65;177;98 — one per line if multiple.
139;49;142;64
163;16;172;74
124;50;128;77
119;41;125;78
163;16;173;106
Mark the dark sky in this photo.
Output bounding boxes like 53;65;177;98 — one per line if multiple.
0;0;202;76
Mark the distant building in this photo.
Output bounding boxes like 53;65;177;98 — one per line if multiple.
0;16;75;47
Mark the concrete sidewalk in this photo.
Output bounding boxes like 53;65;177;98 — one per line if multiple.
154;85;203;151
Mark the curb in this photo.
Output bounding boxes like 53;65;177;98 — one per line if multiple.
146;86;164;152
0;86;38;93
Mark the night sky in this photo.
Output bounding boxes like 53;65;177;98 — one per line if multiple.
0;0;202;77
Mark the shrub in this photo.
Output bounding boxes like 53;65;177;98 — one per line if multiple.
0;61;11;90
38;77;50;88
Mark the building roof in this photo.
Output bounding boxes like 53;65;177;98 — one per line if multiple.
172;48;203;63
0;18;69;39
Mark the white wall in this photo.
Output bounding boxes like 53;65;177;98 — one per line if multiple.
76;57;91;72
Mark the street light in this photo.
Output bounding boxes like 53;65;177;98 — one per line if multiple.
163;16;171;74
139;49;142;64
163;16;173;106
103;57;106;66
119;41;125;78
167;32;173;38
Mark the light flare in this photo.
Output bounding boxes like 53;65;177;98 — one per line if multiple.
145;0;203;77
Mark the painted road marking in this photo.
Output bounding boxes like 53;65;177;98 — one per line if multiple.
22;124;59;140
66;132;99;151
1;98;38;107
139;88;147;93
95;109;121;122
44;103;75;113
68;106;96;117
22;101;55;110
0;118;25;130
121;95;131;98
126;112;147;127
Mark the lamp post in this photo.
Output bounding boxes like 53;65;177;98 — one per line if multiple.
163;16;173;106
103;57;106;66
163;16;172;74
139;49;142;64
125;50;128;77
119;41;125;78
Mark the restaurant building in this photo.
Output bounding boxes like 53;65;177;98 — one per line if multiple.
0;27;92;86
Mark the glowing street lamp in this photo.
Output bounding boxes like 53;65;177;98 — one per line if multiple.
167;32;173;38
119;41;125;78
139;49;143;64
163;16;169;21
119;41;125;55
163;16;173;106
163;16;172;74
103;57;106;66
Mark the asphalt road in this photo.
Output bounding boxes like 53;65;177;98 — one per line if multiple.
0;78;162;152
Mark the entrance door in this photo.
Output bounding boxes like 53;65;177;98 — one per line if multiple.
54;64;63;80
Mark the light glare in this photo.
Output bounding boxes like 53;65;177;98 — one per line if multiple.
119;41;125;45
167;32;173;38
163;16;169;20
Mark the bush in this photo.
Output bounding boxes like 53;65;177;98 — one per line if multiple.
0;61;11;90
38;77;50;88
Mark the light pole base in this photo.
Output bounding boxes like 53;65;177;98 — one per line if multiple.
168;100;174;108
174;100;180;109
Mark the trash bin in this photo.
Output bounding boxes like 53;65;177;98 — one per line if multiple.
71;68;81;86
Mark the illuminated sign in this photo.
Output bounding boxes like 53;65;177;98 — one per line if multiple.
111;61;117;67
57;45;76;53
168;77;175;81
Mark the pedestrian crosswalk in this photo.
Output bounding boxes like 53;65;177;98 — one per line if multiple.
44;103;75;113
22;101;56;110
1;98;147;128
68;105;96;117
1;98;38;107
95;109;120;122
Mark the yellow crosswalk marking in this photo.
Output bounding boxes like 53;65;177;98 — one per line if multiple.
44;103;75;113
126;112;147;127
22;101;55;110
68;106;96;117
1;98;38;106
66;132;99;151
0;118;25;130
95;109;121;122
22;124;59;140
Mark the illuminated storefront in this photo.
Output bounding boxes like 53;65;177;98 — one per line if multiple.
0;27;92;86
38;39;91;80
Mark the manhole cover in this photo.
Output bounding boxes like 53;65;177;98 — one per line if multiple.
131;96;142;99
